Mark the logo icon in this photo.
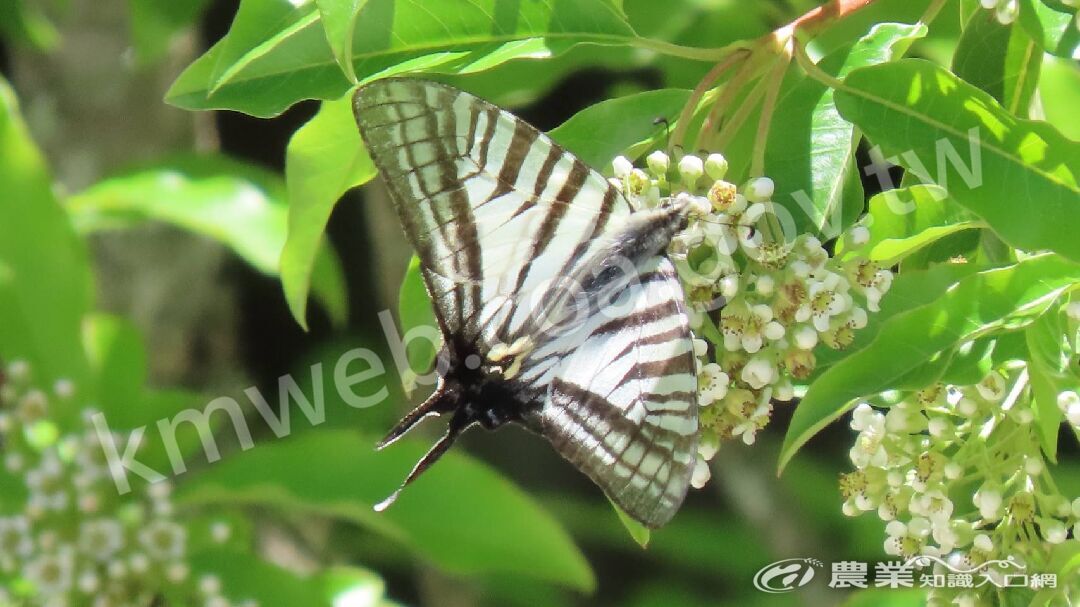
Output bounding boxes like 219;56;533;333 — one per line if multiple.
753;558;824;593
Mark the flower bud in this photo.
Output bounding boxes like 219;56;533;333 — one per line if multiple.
646;150;669;176
678;154;704;189
743;177;774;202
847;226;870;248
612;155;633;178
704;153;729;180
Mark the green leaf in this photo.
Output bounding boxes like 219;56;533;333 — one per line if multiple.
610;499;650;547
1039;54;1080;140
0;77;93;395
397;255;438;393
1018;0;1079;58
0;0;58;49
282;94;375;329
834;59;1080;262
128;0;209;64
315;0;368;83
175;430;595;591
838;185;981;266
767;22;926;237
953;9;1042;115
547;89;691;168
1026;305;1071;461
320;566;398;607
187;551;326;607
167;0;646;117
780;253;1080;471
68;154;348;327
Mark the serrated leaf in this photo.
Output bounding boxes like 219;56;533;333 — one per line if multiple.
780;254;1080;471
167;0;644;117
282;94;375;329
834;59;1080;262
174;430;595;591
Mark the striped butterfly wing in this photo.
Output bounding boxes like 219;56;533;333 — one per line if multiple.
521;257;698;528
354;78;629;354
355;78;698;527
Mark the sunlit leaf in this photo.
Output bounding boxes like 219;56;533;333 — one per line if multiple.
766;22;926;237
838;185;981;266
282;94;375;329
952;10;1042;115
780;254;1080;471
1017;0;1079;58
167;0;650;117
548;89;690;168
1039;54;1080;140
834;60;1080;262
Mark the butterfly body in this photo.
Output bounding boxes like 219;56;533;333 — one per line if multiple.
355;78;699;528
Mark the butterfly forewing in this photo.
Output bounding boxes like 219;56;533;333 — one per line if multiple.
355;78;699;528
354;79;630;353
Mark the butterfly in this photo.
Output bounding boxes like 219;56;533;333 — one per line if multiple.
353;78;699;528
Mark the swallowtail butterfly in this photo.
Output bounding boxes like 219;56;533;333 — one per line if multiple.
354;78;699;528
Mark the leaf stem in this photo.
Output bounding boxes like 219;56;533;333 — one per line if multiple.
670;50;750;152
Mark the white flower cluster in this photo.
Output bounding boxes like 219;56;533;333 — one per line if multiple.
840;367;1079;603
610;152;892;488
0;360;255;607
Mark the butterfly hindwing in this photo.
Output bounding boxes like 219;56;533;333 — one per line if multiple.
522;256;697;528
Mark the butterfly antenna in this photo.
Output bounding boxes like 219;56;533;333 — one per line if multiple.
376;380;457;449
374;411;471;512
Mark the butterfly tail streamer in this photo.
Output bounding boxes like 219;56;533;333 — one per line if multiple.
374;408;474;512
376;379;457;449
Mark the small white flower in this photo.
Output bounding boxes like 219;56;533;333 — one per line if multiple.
697;434;719;461
612;155;633;179
1024;457;1044;476
53;379;75;399
704;153;729;180
755;274;775;296
678;154;704;188
1066;301;1080;321
743;177;774;202
1042;519;1067;544
698;363;730;406
24;548;75;596
793;325;817;350
973;487;1002;521
199;574;223;596
1059;390;1080;413
995;0;1018;24
976;373;1007;401
167;562;190;583
944;462;963;480
690;458;711;489
139;520;186;561
740;357;776;390
848;226;870;247
79;519;125;562
973;533;993;552
719;274;740;298
646;150;669;176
